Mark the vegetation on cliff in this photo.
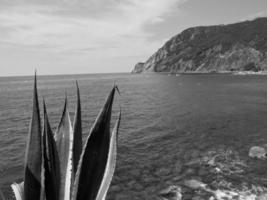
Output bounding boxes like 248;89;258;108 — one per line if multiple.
132;17;267;73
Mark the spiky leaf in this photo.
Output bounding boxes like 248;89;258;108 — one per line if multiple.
72;82;82;174
24;74;42;200
72;87;116;200
55;98;74;200
11;182;24;200
42;100;60;200
96;110;121;200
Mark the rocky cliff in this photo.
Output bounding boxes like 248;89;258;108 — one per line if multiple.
132;17;267;73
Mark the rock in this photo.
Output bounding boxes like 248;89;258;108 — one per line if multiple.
172;175;184;182
257;193;267;200
185;158;202;166
132;18;267;74
184;179;207;190
207;157;216;166
249;146;267;159
214;167;222;173
159;185;182;200
184;168;197;176
132;62;145;73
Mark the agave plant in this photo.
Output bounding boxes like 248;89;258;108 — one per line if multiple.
11;75;121;200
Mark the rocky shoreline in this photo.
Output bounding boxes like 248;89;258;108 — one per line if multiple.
131;70;267;75
157;146;267;200
107;145;267;200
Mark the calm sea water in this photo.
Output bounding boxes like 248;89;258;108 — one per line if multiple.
1;73;267;199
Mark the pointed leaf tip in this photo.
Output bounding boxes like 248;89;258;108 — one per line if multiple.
73;81;82;174
96;110;121;200
75;81;81;104
24;75;42;200
72;87;117;200
42;100;60;200
115;85;120;96
43;98;47;115
11;182;24;200
55;97;74;200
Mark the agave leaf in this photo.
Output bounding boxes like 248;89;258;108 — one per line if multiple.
24;74;42;200
42;100;60;200
72;87;116;200
72;82;82;174
11;182;24;200
55;98;74;200
96;110;121;200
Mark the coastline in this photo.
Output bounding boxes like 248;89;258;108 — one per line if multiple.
131;70;267;75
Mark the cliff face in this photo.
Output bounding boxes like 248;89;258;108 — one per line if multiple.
132;18;267;73
132;62;145;73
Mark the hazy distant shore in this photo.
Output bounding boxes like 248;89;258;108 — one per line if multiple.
132;70;267;75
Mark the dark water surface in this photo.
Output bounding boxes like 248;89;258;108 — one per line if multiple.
1;73;267;199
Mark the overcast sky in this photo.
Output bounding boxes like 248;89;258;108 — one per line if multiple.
0;0;266;76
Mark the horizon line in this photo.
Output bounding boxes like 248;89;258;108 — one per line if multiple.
0;71;131;78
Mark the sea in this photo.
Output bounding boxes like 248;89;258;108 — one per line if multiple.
1;73;267;200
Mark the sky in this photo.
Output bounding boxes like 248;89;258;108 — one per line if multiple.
0;0;266;76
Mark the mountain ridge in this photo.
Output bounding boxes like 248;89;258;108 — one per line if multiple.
132;17;267;73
